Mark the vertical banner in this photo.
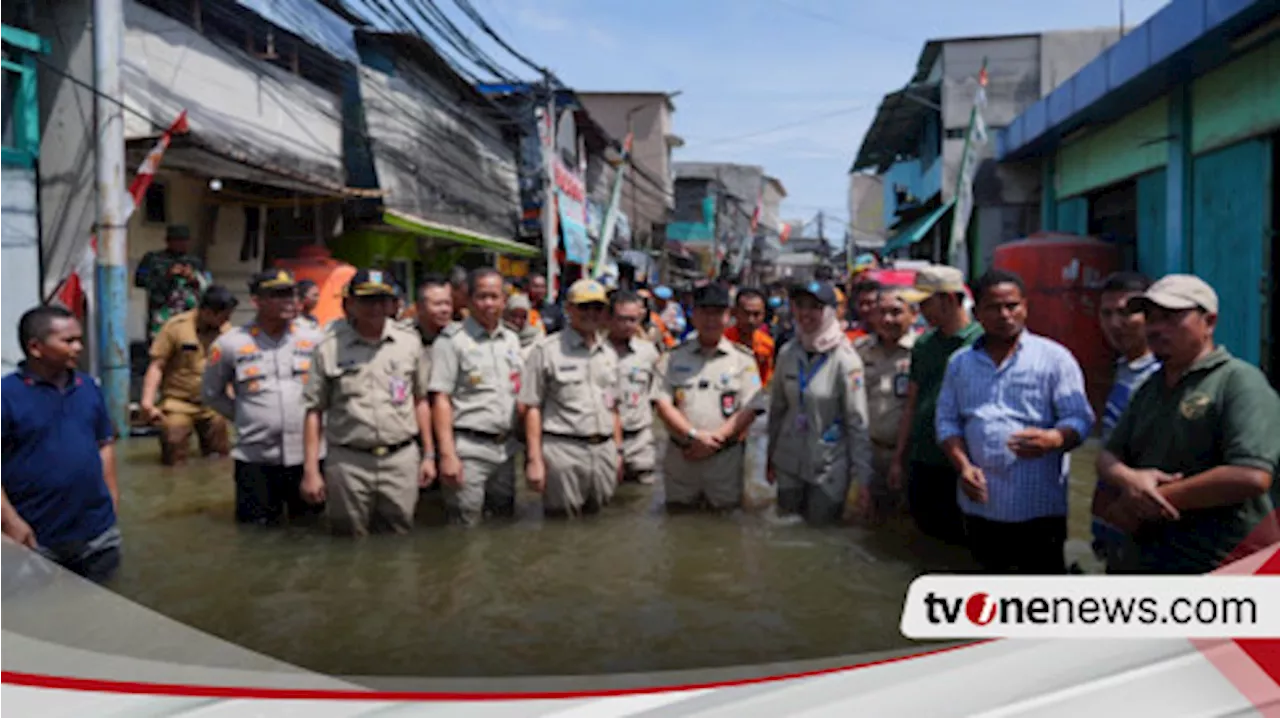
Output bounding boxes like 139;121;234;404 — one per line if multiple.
554;159;590;265
948;61;989;277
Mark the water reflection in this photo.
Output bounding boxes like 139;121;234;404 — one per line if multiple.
103;439;1099;677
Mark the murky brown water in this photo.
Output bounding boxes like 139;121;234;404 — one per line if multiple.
106;434;1101;677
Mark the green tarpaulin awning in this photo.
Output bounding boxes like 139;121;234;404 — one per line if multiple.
881;199;955;254
383;208;540;259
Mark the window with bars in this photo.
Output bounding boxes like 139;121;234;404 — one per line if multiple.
1;24;48;168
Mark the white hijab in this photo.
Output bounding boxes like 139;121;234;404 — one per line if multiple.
796;305;846;354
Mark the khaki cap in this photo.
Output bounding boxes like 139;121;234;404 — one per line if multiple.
506;293;532;311
900;265;966;304
1128;274;1219;314
567;279;608;305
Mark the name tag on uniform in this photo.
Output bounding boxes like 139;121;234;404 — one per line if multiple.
181;342;199;352
794;414;809;433
389;377;409;405
893;373;909;398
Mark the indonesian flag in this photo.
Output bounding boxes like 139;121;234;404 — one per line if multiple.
779;222;792;244
54;111;189;319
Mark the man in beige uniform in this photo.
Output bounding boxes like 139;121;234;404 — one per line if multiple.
300;269;435;536
853;288;918;518
204;270;326;526
139;286;238;465
654;284;764;511
608;289;661;485
519;279;623;517
430;267;523;525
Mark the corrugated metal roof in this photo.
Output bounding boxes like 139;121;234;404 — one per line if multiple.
236;0;358;63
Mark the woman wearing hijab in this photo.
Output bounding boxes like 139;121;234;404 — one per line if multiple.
767;280;874;525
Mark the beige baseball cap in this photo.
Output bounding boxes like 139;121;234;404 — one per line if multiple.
900;265;967;304
1128;274;1219;314
506;293;532;312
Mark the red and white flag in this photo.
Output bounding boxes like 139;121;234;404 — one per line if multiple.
54;110;190;319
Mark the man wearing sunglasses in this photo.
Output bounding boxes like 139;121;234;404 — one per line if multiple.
519;279;624;517
204;270;326;526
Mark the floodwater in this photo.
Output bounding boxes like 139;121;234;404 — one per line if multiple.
105;433;1102;678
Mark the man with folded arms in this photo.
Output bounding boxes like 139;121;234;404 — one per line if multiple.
1097;275;1280;574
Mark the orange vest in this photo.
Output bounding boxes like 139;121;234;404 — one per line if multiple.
651;312;676;349
725;325;775;386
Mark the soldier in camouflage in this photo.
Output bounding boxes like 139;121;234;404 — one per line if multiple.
134;225;211;341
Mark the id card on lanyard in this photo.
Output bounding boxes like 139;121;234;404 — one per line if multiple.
794;353;828;433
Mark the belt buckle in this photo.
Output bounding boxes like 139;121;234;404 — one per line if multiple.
494;432;508;443
372;446;389;457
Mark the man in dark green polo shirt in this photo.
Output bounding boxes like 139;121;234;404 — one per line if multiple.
1097;274;1280;574
893;265;983;545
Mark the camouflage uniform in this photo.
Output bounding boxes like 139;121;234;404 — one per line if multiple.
135;250;211;340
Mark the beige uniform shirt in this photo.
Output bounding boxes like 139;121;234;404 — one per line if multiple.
428;317;523;435
151;310;230;405
613;336;660;433
204;322;325;466
304;321;428;448
653;337;763;433
855;333;916;449
768;339;872;486
519;328;620;438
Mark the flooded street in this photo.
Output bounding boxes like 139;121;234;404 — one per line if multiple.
105;436;1102;677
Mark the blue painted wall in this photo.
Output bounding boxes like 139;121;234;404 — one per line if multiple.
1135;169;1168;279
667;196;716;244
1190;137;1272;366
1057;196;1089;235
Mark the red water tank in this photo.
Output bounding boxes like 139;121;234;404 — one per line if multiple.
274;246;356;328
991;233;1121;425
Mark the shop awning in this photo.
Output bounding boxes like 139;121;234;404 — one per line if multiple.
382;209;539;258
881;199;954;254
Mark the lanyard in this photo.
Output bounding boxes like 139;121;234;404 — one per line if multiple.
797;353;829;411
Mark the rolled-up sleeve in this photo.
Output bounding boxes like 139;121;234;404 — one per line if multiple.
202;337;235;419
934;355;965;444
1051;350;1095;439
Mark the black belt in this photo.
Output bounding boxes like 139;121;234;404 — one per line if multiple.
623;428;647;439
337;438;416;457
544;431;613;445
455;427;512;443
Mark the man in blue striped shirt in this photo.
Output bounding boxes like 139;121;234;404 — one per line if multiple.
1091;272;1161;573
936;270;1096;574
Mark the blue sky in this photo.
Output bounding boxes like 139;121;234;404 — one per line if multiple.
355;0;1169;232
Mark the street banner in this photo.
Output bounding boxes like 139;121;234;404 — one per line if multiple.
554;158;590;265
948;63;988;277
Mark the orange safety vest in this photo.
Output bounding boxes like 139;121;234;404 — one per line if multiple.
651;312;676;349
725;325;775;386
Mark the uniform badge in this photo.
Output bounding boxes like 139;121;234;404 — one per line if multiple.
849;369;864;391
297;339;313;350
629;391;641;407
1179;391;1212;420
895;358;910;374
673;387;686;407
237;343;256;355
721;391;738;417
468;372;483;387
296;359;311;372
244;365;261;378
246;379;262;394
893;372;909;398
209;345;222;364
510;370;521;393
389;377;409;405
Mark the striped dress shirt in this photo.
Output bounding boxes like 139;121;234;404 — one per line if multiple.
935;331;1095;522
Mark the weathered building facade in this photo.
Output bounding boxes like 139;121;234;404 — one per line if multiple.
853;29;1122;271
998;0;1279;377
